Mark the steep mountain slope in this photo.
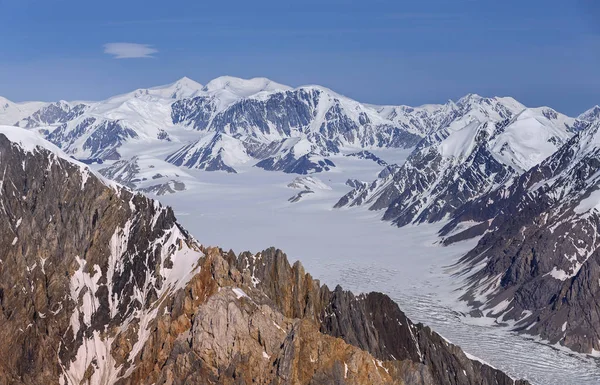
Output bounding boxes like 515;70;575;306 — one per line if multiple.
98;155;191;194
165;132;252;173
439;121;600;354
336;97;578;227
15;101;88;128
0;127;529;385
172;84;424;147
0;127;202;384
578;105;600;124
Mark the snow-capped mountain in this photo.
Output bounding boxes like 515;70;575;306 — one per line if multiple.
578;105;600;124
254;137;336;174
436;121;600;354
337;97;579;226
2;76;593;186
165;132;252;173
6;78;205;160
173;84;424;146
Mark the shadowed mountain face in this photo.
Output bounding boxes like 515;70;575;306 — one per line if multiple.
439;122;600;354
0;130;528;384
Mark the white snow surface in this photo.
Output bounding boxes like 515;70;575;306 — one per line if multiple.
437;106;574;172
0;97;47;126
0;125;65;154
575;189;600;215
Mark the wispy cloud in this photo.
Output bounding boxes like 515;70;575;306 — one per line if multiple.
103;43;158;59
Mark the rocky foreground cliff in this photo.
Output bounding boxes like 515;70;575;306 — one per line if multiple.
0;128;529;385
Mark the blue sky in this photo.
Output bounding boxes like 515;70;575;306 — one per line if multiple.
0;0;599;115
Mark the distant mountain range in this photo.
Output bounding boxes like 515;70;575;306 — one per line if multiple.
0;76;428;174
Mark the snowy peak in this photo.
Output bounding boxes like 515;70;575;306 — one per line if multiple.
202;76;292;96
149;76;204;99
444;94;525;130
488;107;575;172
578;105;600;123
105;76;204;103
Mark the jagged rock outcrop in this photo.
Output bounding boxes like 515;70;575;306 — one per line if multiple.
255;150;336;174
345;150;387;166
15;101;88;128
231;248;530;385
47;117;138;160
0;128;529;384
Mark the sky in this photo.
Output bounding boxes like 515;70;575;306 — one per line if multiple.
0;0;599;115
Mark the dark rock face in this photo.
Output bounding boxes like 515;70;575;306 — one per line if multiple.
256;152;335;174
0;133;201;384
172;87;423;150
440;123;600;354
345;150;387;166
16;102;88;128
165;133;241;173
0;132;530;384
47;117;138;160
171;96;217;130
288;190;314;203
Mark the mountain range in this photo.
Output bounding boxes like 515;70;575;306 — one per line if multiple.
3;76;600;360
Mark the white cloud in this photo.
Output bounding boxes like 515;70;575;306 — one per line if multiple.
103;43;158;59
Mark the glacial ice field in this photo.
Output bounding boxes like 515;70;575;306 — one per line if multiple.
146;149;600;385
